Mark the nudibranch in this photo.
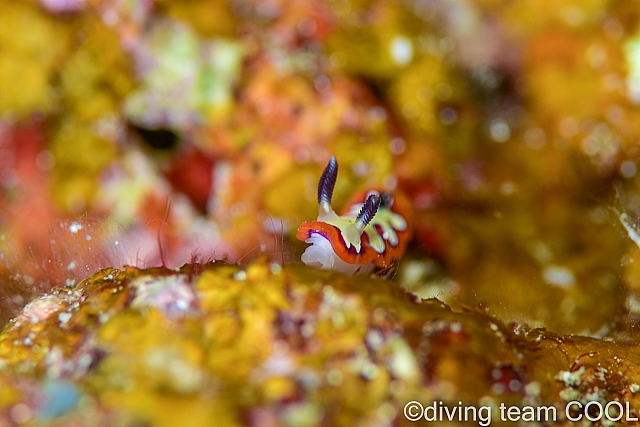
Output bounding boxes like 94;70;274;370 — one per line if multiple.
296;157;412;274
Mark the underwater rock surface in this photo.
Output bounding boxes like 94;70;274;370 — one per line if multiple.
0;259;638;426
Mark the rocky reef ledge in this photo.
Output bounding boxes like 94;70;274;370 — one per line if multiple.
0;259;637;426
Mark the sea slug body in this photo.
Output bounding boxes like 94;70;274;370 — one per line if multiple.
296;157;412;274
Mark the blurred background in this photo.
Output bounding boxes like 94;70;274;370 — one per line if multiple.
3;0;640;336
